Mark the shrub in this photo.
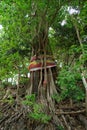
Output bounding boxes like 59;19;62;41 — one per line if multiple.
56;66;85;102
22;94;51;124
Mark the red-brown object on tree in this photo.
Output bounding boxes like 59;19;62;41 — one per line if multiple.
28;55;56;72
43;80;47;87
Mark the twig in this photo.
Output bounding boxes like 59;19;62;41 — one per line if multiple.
56;109;85;115
0;115;10;124
8;113;23;123
62;115;71;130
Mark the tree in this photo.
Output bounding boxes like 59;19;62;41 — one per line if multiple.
54;1;87;114
0;1;62;128
0;0;86;129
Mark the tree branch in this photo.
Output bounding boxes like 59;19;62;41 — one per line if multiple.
49;6;61;26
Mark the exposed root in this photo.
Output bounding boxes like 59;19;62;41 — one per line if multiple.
56;109;85;115
78;114;87;130
61;113;71;130
0;101;86;130
35;124;44;130
27;72;33;95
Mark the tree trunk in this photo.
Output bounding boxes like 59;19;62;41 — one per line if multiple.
81;73;87;115
25;16;64;128
27;27;62;128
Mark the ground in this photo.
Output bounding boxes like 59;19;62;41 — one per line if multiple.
0;86;87;130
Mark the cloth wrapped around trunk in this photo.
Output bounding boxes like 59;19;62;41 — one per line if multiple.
28;55;56;71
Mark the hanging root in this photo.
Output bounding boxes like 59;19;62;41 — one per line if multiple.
38;69;43;99
27;72;33;95
49;68;58;95
45;68;63;127
46;68;57;112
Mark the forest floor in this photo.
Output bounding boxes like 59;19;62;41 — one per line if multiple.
0;86;87;130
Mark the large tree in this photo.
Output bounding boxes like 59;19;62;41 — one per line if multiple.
0;0;86;129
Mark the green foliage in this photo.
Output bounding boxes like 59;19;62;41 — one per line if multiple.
23;94;51;124
22;94;36;106
29;112;51;124
56;66;85;102
1;82;12;88
57;125;65;130
4;95;15;105
0;0;86;80
19;77;29;85
52;93;61;103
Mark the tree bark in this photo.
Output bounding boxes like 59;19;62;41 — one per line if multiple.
81;73;87;115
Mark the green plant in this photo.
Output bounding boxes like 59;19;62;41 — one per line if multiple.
29;112;51;124
52;93;62;102
1;82;12;88
19;77;29;85
22;94;36;106
57;66;85;102
29;103;51;124
57;125;65;130
4;95;14;104
23;94;51;124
